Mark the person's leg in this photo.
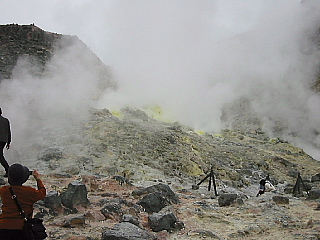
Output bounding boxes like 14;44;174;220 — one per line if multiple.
0;141;10;176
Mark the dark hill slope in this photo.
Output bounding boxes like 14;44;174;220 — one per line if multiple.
0;24;63;80
0;24;115;91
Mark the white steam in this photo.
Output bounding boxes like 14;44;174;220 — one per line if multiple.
0;37;109;163
1;0;320;160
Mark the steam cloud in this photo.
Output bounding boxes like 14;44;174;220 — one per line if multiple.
1;0;320;160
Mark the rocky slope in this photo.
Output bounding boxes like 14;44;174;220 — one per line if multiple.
2;107;318;240
0;24;319;239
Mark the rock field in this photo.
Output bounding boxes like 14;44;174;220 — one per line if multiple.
1;107;319;240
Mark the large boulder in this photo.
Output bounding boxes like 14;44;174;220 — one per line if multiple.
135;184;179;214
44;190;62;215
100;202;122;219
137;192;169;214
101;222;157;240
133;183;179;204
148;208;183;232
60;181;89;212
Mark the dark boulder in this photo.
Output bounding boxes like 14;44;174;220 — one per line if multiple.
101;222;157;240
132;183;179;204
100;203;122;219
60;181;89;212
148;209;183;232
137;192;170;213
44;190;62;215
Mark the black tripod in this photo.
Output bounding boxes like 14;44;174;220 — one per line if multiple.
197;166;218;196
292;173;309;197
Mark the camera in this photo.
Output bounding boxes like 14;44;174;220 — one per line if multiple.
29;171;33;175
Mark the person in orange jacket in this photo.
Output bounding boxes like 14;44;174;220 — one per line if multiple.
0;163;46;239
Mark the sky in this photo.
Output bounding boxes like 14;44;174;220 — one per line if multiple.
1;0;320;160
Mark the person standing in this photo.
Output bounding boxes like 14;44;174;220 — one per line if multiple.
0;108;11;177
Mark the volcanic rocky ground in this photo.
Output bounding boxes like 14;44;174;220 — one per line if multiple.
0;108;318;240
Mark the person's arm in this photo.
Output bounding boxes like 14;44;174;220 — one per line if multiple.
32;170;46;199
6;120;11;150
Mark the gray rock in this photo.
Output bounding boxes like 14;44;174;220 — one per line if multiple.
272;196;289;204
60;180;89;211
218;193;238;207
101;222;157;240
307;190;320;200
121;214;140;227
311;173;320;182
148;210;177;232
62;214;85;228
190;229;223;239
137;192;169;213
44;190;62;215
101;203;122;218
133;183;179;204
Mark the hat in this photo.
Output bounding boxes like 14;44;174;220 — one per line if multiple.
8;164;30;185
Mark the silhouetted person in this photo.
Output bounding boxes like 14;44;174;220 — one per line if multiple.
0;108;11;177
256;179;266;197
256;178;277;197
